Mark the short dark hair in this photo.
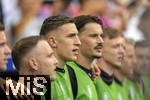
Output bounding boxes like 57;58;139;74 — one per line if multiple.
12;36;45;71
0;23;4;31
74;15;103;33
103;27;124;39
40;15;74;36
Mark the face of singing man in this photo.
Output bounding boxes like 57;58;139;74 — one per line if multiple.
47;23;81;64
0;31;11;71
135;46;150;74
26;40;58;81
122;43;136;77
102;36;126;68
78;22;104;59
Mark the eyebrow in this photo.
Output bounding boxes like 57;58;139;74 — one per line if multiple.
89;31;103;34
70;32;78;34
89;32;104;36
67;32;78;36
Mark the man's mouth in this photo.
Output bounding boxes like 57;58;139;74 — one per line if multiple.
95;44;103;51
118;56;124;61
72;48;79;55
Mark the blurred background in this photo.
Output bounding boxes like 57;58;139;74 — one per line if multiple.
0;0;150;99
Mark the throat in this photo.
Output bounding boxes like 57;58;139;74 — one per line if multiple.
76;54;93;70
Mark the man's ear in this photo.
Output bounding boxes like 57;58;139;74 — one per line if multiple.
47;36;57;48
28;58;39;71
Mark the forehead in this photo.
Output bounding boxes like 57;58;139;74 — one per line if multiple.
104;36;125;45
57;23;78;35
126;44;134;51
82;23;103;34
0;31;7;43
126;44;135;55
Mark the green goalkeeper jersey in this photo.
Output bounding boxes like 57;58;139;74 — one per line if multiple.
67;61;98;100
51;65;74;100
124;79;144;100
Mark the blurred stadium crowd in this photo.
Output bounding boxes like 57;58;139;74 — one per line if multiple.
0;0;149;45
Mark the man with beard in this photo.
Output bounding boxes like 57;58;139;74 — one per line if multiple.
67;15;104;100
40;15;81;100
95;28;127;100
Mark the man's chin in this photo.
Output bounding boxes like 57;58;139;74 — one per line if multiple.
93;54;102;59
107;61;122;69
0;65;7;72
68;56;77;61
114;63;122;69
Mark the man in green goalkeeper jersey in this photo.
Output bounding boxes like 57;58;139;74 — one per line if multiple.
67;15;104;100
121;39;144;100
40;15;81;100
95;28;127;100
135;40;150;100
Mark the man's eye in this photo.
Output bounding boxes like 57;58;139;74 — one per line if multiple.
68;33;76;37
90;34;97;38
0;43;5;47
101;34;104;38
112;45;118;48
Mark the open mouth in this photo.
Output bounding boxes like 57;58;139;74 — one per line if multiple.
72;48;79;54
95;46;103;50
95;44;103;50
118;56;124;61
95;45;103;52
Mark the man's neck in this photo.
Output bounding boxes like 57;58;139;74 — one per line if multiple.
76;54;93;70
97;59;114;76
55;54;65;69
114;68;126;83
20;68;33;75
19;65;31;75
131;72;141;82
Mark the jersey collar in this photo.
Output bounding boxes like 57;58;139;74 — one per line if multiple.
75;62;93;79
56;67;65;73
100;69;114;85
